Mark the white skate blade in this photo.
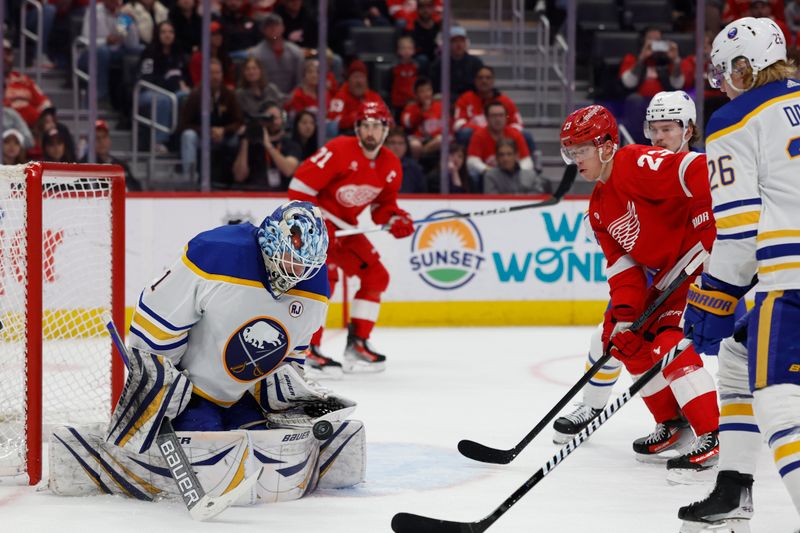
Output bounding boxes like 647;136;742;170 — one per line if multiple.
305;365;343;380
552;431;574;445
667;464;719;486
679;519;751;533
188;466;264;521
343;359;386;374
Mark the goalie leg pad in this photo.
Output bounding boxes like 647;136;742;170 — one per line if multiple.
49;425;257;506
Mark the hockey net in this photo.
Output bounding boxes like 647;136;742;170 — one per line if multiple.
0;162;125;485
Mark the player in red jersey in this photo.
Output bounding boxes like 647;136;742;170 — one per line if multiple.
288;102;414;377
560;104;720;482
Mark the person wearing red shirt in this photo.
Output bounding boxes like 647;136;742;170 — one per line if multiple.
400;77;443;159
723;0;786;23
2;39;53;127
289;102;414;376
750;0;793;45
619;27;688;143
284;58;337;118
386;0;442;31
390;36;419;112
560;105;720;480
466;101;532;184
326;60;388;137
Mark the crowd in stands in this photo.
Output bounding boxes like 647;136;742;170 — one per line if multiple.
3;0;552;194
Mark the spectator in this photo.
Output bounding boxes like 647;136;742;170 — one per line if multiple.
233;101;302;190
723;0;785;23
189;21;236;87
385;128;427;193
751;0;793;44
388;0;442;31
236;56;286;120
466;101;532;186
79;0;141;105
327;59;388;136
137;21;191;152
248;13;305;95
218;0;261;55
275;0;318;49
29;107;76;162
2;107;34;150
400;77;443;160
122;0;169;46
3;129;29;165
483;139;552;195
80;120;143;191
390;35;419;113
41;128;75;163
285;58;336;117
179;58;243;182
169;0;202;56
291;109;318;159
619;27;687;144
788;0;800;38
453;66;523;145
3;38;53;128
431;26;484;103
410;0;442;73
438;142;474;193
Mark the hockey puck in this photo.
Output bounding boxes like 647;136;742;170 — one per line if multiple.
312;420;334;440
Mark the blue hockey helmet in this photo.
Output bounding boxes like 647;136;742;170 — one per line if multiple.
257;201;328;296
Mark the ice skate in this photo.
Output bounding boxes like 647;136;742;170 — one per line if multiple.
667;430;719;485
304;345;343;380
632;418;692;463
678;470;753;533
552;403;603;444
343;333;386;373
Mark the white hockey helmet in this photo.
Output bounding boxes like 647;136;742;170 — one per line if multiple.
708;17;787;90
644;90;697;140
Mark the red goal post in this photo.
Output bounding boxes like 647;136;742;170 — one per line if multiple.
0;162;125;485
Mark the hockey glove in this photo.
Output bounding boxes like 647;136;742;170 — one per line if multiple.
602;306;642;360
388;210;415;239
683;273;747;356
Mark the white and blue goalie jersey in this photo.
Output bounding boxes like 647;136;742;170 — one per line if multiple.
705;78;800;291
128;223;330;405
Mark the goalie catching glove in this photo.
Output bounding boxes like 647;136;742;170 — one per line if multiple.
683;273;749;355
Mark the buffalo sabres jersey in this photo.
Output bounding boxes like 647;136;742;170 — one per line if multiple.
705;78;800;291
128;223;330;405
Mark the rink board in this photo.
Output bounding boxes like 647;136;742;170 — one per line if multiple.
123;195;608;327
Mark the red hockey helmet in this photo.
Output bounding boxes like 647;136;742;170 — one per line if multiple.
356;101;391;125
560;105;619;148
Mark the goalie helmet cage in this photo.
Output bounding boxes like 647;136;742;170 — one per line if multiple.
0;162;125;485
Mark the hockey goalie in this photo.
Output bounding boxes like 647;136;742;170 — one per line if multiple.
47;201;366;507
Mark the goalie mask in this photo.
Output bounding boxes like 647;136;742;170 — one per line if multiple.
257;201;328;296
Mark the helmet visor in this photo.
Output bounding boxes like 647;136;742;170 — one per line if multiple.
708;62;726;89
560;143;596;165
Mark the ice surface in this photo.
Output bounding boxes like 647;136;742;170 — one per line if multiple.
1;326;796;532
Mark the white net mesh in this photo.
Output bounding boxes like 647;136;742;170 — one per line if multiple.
0;164;118;479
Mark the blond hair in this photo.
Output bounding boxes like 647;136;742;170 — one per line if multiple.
735;58;797;90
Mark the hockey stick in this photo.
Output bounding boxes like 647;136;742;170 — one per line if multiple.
334;164;578;238
392;338;694;533
457;248;708;464
105;320;263;521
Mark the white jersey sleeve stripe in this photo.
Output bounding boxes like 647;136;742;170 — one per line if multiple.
677;152;701;198
605;253;638;279
288;178;319;197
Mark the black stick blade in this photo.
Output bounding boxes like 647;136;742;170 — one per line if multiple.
391;512;479;533
552;163;578;200
457;439;515;464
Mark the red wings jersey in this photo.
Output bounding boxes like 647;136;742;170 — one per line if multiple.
589;145;714;308
288;136;403;227
453;91;522;131
401;99;444;138
3;70;52;126
390;62;418;109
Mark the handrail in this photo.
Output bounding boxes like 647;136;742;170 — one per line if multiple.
71;36;91;129
131;79;180;188
19;0;44;86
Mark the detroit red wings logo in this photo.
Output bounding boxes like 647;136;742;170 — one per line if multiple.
607;201;640;252
336;184;383;207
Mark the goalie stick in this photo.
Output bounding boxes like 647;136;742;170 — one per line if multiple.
105;320;264;521
334;164;578;238
457;248;708;464
391;338;694;533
